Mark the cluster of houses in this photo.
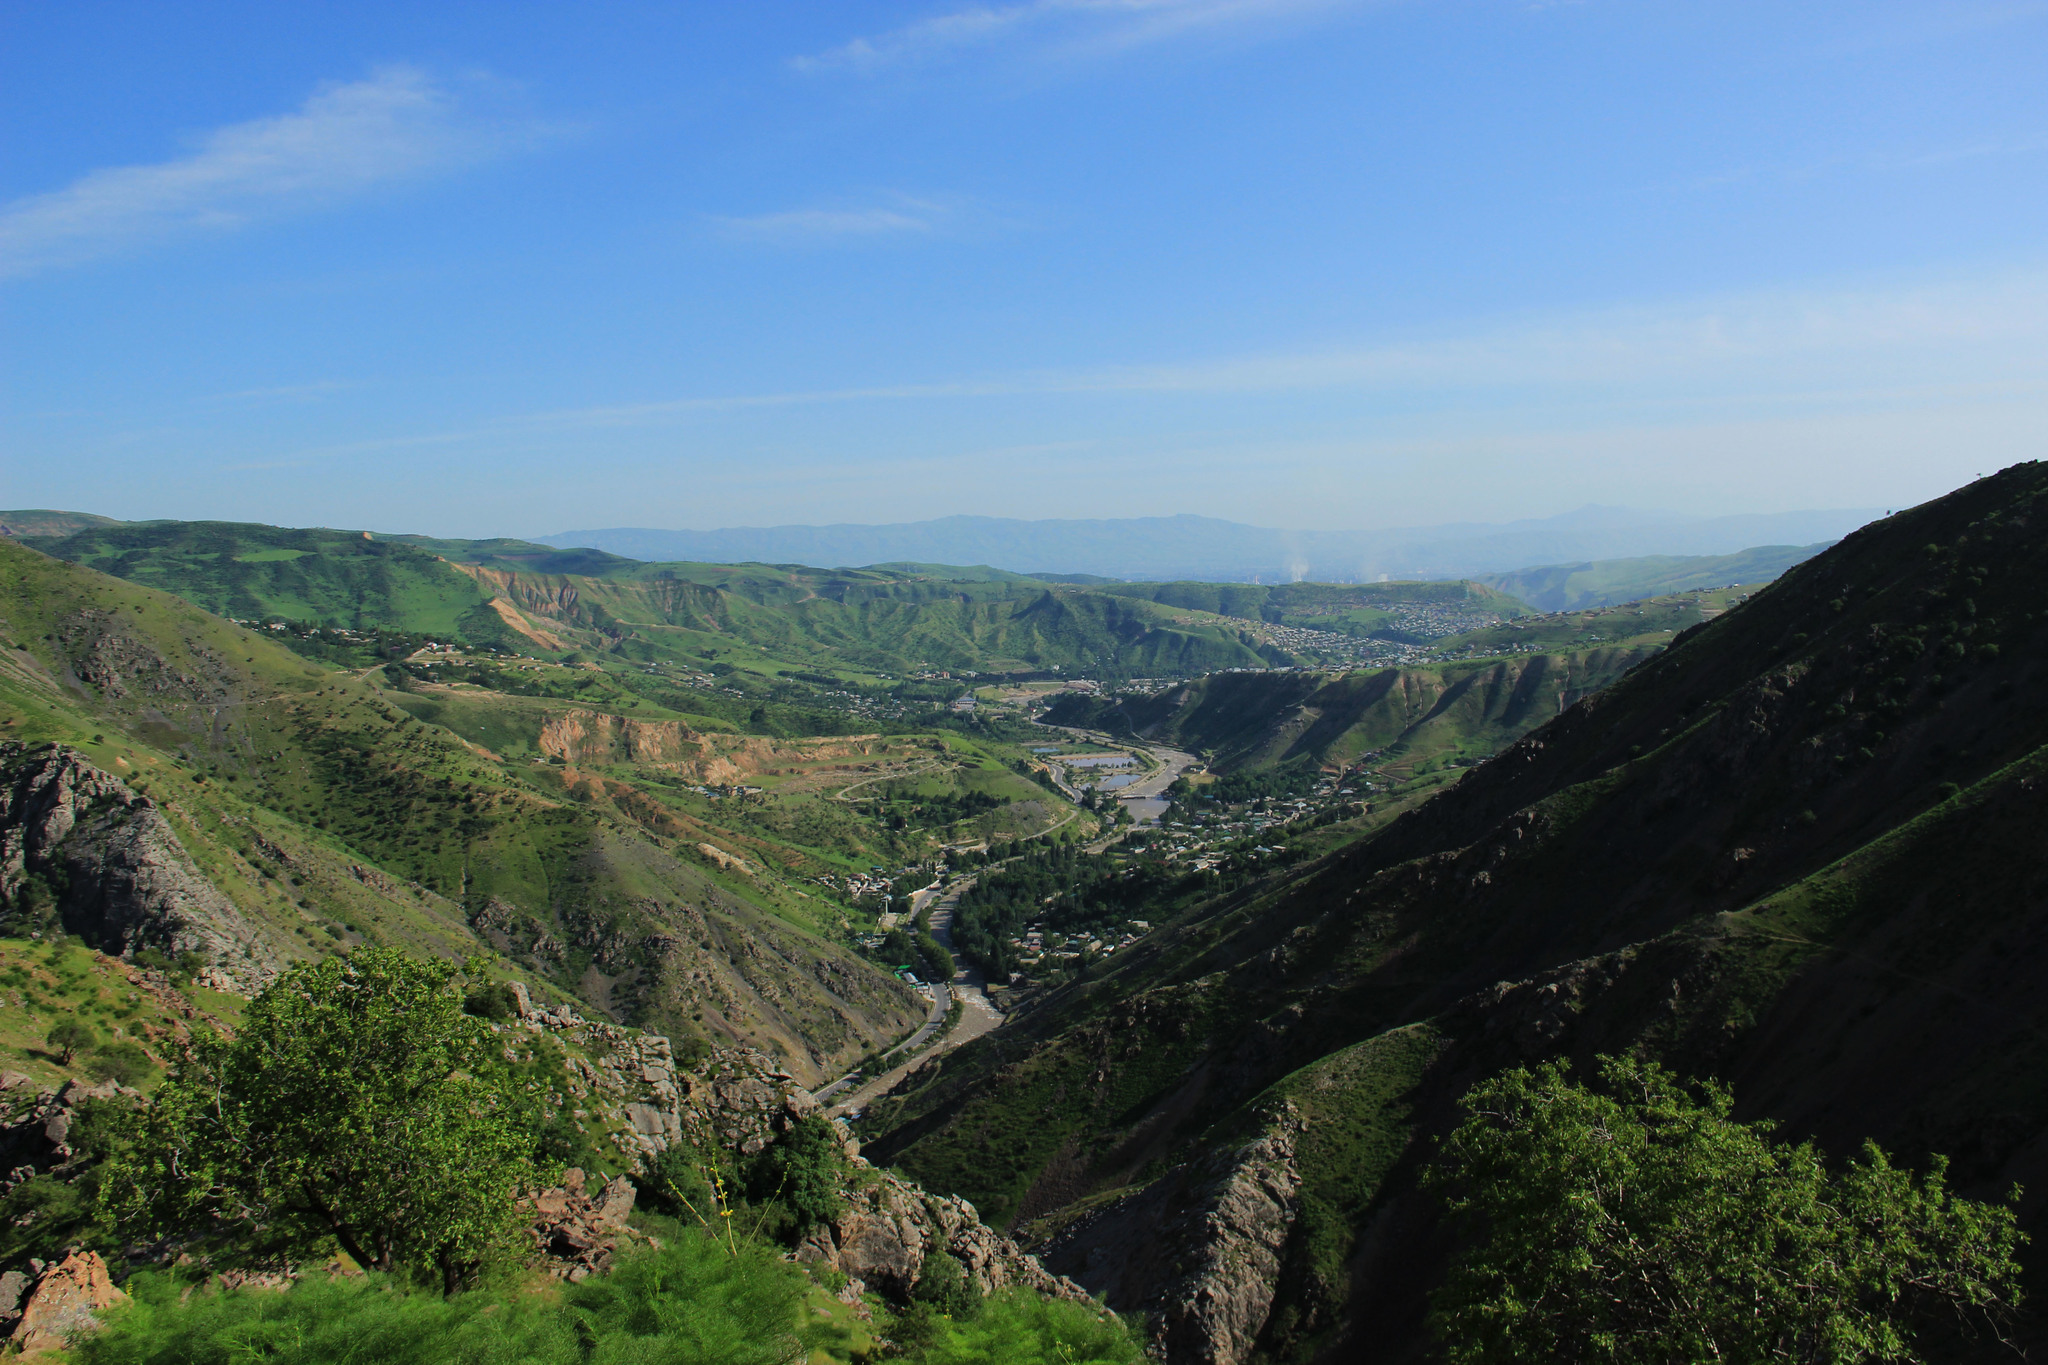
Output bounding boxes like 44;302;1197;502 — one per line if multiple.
1002;917;1154;983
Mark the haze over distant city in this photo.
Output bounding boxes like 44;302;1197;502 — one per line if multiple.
6;3;2047;539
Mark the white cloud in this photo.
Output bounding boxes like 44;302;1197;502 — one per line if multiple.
793;0;1355;72
709;198;949;242
0;67;547;278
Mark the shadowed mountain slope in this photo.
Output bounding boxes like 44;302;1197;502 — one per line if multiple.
859;463;2048;1363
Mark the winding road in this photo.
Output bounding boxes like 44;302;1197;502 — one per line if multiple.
812;874;1004;1115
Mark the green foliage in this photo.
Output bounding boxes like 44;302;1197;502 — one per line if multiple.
76;1233;822;1365
890;1288;1143;1364
461;979;521;1020
564;1232;822;1363
747;1115;846;1230
642;1142;724;1224
0;1174;106;1268
0;1099;126;1268
911;931;953;984
102;947;544;1291
1427;1057;2025;1364
84;1039;154;1086
908;1249;980;1318
46;1016;95;1065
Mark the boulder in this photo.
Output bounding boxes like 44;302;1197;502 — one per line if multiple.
10;1251;126;1356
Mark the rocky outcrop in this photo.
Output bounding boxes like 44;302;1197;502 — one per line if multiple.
0;1077;137;1189
506;995;1081;1309
1040;1105;1307;1365
795;1169;1091;1305
0;743;281;991
525;1167;643;1280
8;1250;126;1356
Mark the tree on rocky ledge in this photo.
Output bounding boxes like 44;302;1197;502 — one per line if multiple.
1427;1056;2025;1364
102;947;541;1294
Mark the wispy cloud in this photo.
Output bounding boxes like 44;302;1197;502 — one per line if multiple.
0;67;551;278
793;0;1355;73
710;196;953;243
515;266;2048;424
198;380;356;405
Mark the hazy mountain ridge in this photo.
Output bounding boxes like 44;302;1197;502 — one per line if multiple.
540;507;1878;584
1476;540;1834;611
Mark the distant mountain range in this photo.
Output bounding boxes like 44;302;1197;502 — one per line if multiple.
538;506;1881;583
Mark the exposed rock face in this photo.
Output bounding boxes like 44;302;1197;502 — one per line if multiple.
795;1169;1092;1305
506;996;1081;1309
1040;1106;1306;1365
9;1250;126;1356
0;743;280;991
513;989;820;1162
538;712;706;768
0;1078;133;1189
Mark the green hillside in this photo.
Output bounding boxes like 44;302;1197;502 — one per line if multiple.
0;539;946;1081
860;463;2048;1360
23;518;514;643
1041;586;1751;795
1054;647;1652;779
1476;541;1831;610
1097;577;1528;641
23;519;1287;679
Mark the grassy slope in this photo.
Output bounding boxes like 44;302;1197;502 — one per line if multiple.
31;520;1278;679
863;463;2048;1358
27;520;511;642
0;541;927;1083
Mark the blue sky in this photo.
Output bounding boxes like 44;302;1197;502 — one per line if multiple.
4;1;2046;538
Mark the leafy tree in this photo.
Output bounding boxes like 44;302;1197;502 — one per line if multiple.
746;1115;846;1230
102;947;544;1293
913;931;954;984
47;1017;96;1065
1427;1056;2025;1364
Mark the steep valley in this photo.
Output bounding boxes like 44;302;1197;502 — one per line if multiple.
1;479;2035;1362
858;463;2048;1362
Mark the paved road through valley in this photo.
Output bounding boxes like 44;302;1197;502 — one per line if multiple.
811;875;1003;1115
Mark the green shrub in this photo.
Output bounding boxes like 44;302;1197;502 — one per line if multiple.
47;1017;96;1065
461;980;520;1020
564;1231;821;1364
909;1249;980;1318
1426;1056;2024;1364
85;1040;154;1086
895;1288;1143;1364
102;948;541;1293
746;1115;846;1231
76;1271;564;1365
